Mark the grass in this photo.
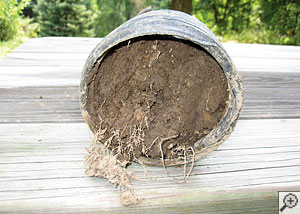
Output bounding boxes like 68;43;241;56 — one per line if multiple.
217;28;299;46
0;17;39;59
0;36;28;59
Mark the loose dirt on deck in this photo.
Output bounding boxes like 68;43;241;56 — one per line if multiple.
85;37;229;205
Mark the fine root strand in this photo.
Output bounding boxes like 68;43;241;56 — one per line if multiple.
159;134;179;176
206;86;216;112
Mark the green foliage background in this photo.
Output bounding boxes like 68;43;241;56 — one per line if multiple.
94;0;135;37
0;0;299;47
0;0;31;41
35;0;94;37
0;0;39;58
193;0;300;45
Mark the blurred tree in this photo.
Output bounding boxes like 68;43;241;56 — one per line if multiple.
16;0;299;45
193;0;299;45
94;0;135;37
144;0;171;10
194;0;256;35
35;0;94;37
22;0;37;18
260;0;300;45
0;0;31;41
171;0;192;14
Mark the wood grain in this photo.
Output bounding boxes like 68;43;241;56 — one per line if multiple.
1;38;299;88
0;120;299;213
0;71;299;123
1;37;300;213
0;86;82;123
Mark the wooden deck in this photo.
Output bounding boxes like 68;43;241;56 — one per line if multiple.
0;37;300;213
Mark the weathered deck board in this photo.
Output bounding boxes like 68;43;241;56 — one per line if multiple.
0;119;300;213
0;71;299;123
0;86;82;123
1;38;300;88
0;37;300;213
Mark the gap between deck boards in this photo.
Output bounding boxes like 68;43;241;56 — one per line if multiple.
0;70;300;123
0;119;300;213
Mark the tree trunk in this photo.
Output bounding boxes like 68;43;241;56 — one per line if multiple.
171;0;192;15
